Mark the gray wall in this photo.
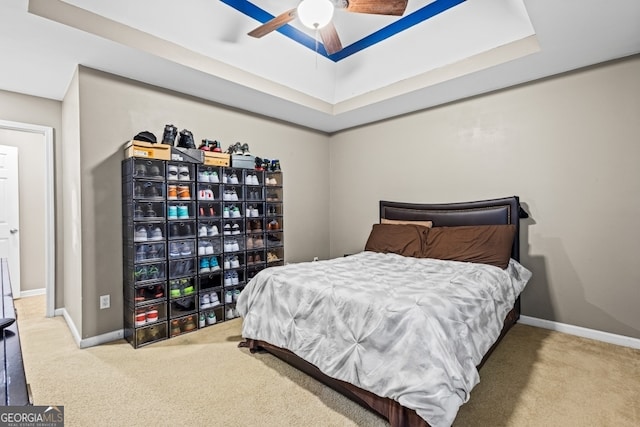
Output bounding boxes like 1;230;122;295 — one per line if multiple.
75;67;330;338
329;55;640;339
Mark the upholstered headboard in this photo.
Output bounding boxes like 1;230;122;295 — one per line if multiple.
380;196;524;261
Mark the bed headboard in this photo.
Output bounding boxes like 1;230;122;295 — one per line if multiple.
380;196;524;261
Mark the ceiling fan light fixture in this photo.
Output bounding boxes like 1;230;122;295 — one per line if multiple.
298;0;335;30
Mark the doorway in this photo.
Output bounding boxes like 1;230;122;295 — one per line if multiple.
0;120;55;317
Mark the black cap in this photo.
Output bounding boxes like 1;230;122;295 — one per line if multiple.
134;131;157;143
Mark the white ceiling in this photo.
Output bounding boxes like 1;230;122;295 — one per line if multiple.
0;0;639;133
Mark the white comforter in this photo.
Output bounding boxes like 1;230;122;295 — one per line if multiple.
237;251;532;426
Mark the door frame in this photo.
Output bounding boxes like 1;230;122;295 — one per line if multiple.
0;119;55;318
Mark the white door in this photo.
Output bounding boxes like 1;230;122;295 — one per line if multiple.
0;144;21;297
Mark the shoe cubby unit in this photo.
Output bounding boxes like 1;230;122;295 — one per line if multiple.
123;157;283;348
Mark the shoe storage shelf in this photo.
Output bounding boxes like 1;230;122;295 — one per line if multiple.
123;158;284;348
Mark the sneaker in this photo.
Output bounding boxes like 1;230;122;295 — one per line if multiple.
223;207;230;218
135;163;147;177
247;254;254;265
177;129;196;149
223;272;232;287
177;185;191;200
200;293;211;309
231;271;239;285
145;204;157;217
233;289;241;302
210;257;220;271
198;171;209;182
205;242;214;255
170;320;181;337
254;253;262;263
136;245;147;261
177;205;189;219
230;173;239;185
207;311;217;325
230;188;239;201
209;171;220;183
253;236;263;248
232;223;241;235
135;310;146;326
180;243;192;257
246;236;254;250
230;256;240;268
223;257;231;269
181;279;195;295
199;225;208;237
134;227;148;242
169;242;181;258
167;185;178;200
231;239;240;251
210;292;221;306
146;307;159;323
144;184;160;198
167;165;178;181
200;257;211;273
223;224;232;236
225;290;233;304
208;225;219;236
183;316;197;332
226;308;234;320
168;205;178;220
162;124;177;145
150;227;163;241
232;207;241;218
223;241;233;252
178;165;191;181
199;314;206;328
267;251;279;262
170;281;182;298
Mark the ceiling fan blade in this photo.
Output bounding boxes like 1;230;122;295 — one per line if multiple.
319;22;343;55
345;0;408;16
248;8;297;38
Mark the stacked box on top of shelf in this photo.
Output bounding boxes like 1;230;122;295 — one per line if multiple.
165;161;199;338
195;164;225;328
245;168;267;284
122;158;169;348
264;170;284;270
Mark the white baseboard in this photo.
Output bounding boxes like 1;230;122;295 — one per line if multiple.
57;308;124;349
18;288;46;298
519;315;640;350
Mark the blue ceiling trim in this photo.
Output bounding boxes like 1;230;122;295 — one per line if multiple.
221;0;466;62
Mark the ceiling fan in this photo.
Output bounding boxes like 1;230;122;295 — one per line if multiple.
248;0;409;55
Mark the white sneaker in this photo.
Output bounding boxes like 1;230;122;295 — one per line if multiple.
210;292;221;306
231;271;239;285
167;165;178;181
233;289;241;302
198;171;209;182
232;239;240;251
223;224;232;235
224;241;233;252
232;223;241;235
199;225;208;237
178;166;190;181
209;171;219;183
226;308;234;320
230;173;239;185
225;290;233;304
207;311;217;325
205;242;214;255
208;225;219;236
223;257;231;269
200;294;211;309
150;227;163;241
224;272;232;287
198;244;206;256
134;227;148;242
230;256;240;268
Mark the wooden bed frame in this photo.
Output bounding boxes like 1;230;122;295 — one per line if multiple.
242;196;527;427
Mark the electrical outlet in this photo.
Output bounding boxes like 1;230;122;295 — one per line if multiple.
313;256;319;262
100;295;110;309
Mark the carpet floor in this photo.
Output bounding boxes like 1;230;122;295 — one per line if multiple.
14;295;640;426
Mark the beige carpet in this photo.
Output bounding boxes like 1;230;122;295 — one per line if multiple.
15;295;640;427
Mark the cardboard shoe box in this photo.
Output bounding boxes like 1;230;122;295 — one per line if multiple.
124;140;171;160
203;152;230;167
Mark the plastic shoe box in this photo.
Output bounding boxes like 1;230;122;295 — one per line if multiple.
231;154;255;169
133;321;168;347
198;272;223;292
169;298;198;319
169;314;199;337
125;281;166;306
197;202;221;219
168;277;197;300
124;140;171;161
196;183;220;201
167;221;197;240
167;240;195;260
129;301;167;327
199;305;224;328
132;262;166;284
168;259;196;279
266;231;283;248
123;180;165;200
131;201;166;221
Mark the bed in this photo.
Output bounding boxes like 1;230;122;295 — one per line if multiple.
237;196;531;426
